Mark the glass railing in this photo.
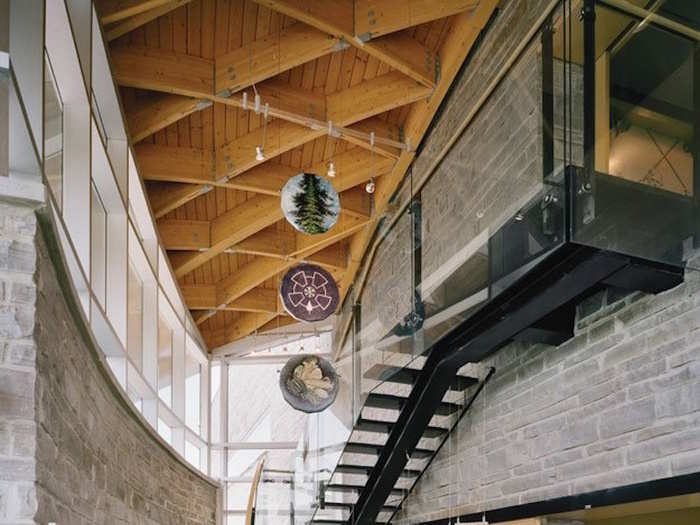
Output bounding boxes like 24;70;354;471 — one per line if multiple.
566;0;699;269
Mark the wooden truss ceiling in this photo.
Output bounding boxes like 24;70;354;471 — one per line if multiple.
97;0;497;351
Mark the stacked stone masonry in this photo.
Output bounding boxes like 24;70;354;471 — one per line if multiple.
0;200;218;525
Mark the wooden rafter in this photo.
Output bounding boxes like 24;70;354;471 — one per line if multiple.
102;0;194;41
105;0;495;349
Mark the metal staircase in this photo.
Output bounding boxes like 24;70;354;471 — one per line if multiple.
309;356;492;525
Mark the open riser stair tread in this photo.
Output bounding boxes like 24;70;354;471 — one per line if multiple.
364;364;478;391
355;417;448;437
345;442;435;459
364;392;461;416
335;463;421;478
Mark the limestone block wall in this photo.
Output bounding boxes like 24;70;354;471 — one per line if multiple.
0;200;219;524
397;272;700;523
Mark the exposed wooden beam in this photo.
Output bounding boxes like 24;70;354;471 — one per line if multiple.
326;72;430;124
173;195;282;277
183;285;279;313
252;0;438;87
110;45;214;98
104;0;193;41
127;94;207;143
216;71;428;180
257;315;298;334
215;23;340;96
353;0;479;39
347;117;402;159
203;312;277;348
99;0;174;24
137;143;215;184
147;181;212;218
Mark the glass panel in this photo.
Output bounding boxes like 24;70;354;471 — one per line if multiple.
185;350;201;434
158;317;173;408
185;439;201;469
158;418;172;445
127;262;143;370
91;184;107;308
211;362;222;443
44;52;63;209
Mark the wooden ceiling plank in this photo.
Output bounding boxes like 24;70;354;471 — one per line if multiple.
173;195;282;277
100;0;175;24
203;311;277;347
157;218;210;250
110;45;214;98
104;0;194;41
326;70;431;125
353;0;479;39
147;181;212;218
346;116;402;159
127;93;206;142
252;0;437;87
136;143;216;184
215;23;341;96
217;71;428;181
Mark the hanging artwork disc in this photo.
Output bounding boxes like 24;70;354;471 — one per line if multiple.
281;173;340;235
279;354;339;413
280;264;340;322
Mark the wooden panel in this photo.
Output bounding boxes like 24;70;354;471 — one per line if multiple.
174;195;282;277
253;0;354;37
327;71;431;124
127;93;204;142
354;0;479;39
180;283;217;309
110;45;214;98
204;311;277;347
253;0;436;86
348;117;402;159
215;23;339;95
147;181;211;218
158;218;210;250
105;1;195;41
100;0;176;24
136;143;215;184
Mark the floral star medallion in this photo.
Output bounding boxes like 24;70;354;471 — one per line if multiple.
280;263;340;322
279;355;339;413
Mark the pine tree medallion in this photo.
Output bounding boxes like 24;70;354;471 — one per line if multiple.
281;173;341;235
280;264;340;322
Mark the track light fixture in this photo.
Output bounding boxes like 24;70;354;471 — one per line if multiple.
327;161;336;178
255;145;265;161
365;178;375;194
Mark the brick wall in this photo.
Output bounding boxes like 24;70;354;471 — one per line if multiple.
0;199;219;524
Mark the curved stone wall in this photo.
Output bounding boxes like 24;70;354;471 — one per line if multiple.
0;201;218;524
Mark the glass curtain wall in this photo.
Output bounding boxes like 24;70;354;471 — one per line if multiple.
1;0;210;475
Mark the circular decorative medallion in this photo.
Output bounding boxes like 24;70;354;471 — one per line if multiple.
280;264;340;322
279;354;339;413
281;173;340;235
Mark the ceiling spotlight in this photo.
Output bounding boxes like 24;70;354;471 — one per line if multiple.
365;178;375;194
255;146;265;161
327;161;336;178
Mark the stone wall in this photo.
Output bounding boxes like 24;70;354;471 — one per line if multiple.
0;199;219;524
0;202;38;524
397;270;700;523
